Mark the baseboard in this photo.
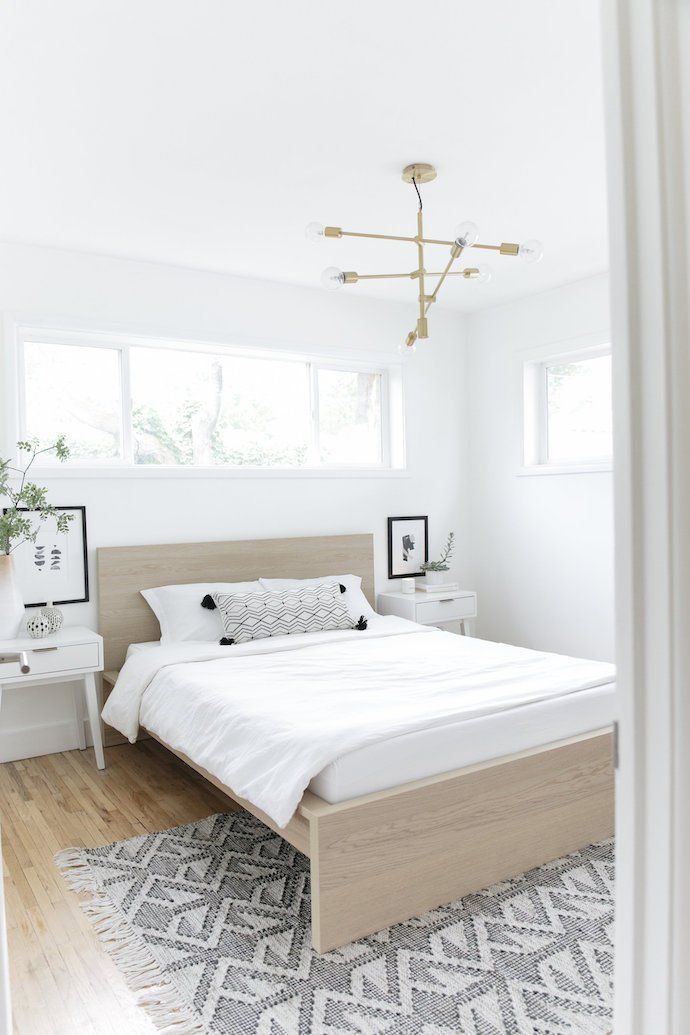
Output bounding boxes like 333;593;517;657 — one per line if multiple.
0;717;149;763
0;719;92;764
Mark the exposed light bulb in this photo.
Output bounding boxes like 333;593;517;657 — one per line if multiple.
398;331;418;355
305;222;325;242
453;221;479;248
518;239;544;264
321;266;345;290
474;264;492;284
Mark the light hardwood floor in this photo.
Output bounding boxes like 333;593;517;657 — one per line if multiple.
0;741;239;1035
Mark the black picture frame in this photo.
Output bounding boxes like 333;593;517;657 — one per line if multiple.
4;505;89;606
387;515;429;579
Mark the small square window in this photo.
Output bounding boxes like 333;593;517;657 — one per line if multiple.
523;348;612;470
545;354;612;462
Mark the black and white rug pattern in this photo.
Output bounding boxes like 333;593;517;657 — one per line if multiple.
57;812;614;1035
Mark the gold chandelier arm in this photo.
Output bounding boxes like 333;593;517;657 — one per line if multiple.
339;229;418;244
425;269;481;277
331;229;518;253
424;244;463;314
351;271;419;280
419;238;516;254
403;238;458;349
416;208;427;337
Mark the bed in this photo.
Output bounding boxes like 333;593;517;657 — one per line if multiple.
98;534;615;952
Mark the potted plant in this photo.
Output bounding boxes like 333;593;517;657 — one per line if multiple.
421;531;456;587
0;437;72;637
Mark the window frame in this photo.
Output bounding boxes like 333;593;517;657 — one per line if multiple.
14;325;403;477
520;335;613;476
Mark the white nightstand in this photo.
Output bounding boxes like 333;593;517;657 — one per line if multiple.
377;589;477;634
0;625;105;769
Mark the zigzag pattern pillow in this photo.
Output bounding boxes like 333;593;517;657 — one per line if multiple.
212;582;360;645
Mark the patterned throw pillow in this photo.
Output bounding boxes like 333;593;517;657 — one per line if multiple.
211;582;366;645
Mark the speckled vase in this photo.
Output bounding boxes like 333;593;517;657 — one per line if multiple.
41;600;64;633
26;611;54;639
0;554;24;638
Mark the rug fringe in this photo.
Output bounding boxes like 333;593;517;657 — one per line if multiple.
55;847;206;1035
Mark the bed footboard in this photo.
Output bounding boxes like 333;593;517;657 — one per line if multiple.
303;729;614;953
147;727;613;953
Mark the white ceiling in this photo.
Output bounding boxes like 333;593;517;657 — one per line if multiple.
0;0;609;312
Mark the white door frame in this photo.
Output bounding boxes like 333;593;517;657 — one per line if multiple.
602;0;690;1032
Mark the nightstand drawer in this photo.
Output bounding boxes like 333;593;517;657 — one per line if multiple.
417;595;476;624
0;642;100;680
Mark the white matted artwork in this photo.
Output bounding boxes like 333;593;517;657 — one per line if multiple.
387;515;428;579
8;506;89;606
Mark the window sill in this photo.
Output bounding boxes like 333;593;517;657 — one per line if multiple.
28;465;410;481
518;462;613;477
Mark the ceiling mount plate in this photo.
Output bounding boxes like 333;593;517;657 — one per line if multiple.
401;163;437;184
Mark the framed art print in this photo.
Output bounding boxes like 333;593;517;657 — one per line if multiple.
387;515;428;579
5;505;89;606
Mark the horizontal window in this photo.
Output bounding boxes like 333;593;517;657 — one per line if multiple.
523;346;613;471
18;332;397;471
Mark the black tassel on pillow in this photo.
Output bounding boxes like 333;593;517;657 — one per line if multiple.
201;594;217;610
355;616;368;631
219;637;235;645
339;584;346;593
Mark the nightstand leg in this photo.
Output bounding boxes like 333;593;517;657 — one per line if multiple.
83;673;105;770
72;684;87;750
460;619;469;636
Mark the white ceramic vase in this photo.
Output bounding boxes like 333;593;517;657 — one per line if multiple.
423;569;449;587
0;554;24;638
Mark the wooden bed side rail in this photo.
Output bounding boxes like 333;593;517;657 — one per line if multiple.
305;728;614;952
144;731;311;857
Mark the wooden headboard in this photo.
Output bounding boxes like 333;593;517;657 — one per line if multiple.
97;533;375;670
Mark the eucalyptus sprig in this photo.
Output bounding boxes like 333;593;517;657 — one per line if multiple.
421;531;456;573
0;437;72;555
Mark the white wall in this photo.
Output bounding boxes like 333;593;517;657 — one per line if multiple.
0;242;470;760
466;273;614;662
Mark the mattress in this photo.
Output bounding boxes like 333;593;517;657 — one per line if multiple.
308;679;615;803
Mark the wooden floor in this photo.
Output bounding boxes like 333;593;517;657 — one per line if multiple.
0;741;240;1035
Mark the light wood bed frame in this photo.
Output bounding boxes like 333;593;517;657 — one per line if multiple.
97;533;614;952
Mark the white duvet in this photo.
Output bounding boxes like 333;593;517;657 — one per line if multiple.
102;616;615;828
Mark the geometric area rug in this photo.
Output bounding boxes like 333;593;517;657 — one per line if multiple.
56;812;614;1035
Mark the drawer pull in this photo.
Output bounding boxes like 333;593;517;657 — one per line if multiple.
32;646;59;653
438;598;456;603
0;651;31;673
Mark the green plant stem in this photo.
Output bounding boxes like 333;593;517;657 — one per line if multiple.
8;536;33;555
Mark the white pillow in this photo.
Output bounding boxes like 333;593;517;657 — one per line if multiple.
141;581;262;642
258;574;375;622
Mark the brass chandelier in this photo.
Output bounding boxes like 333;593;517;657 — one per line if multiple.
306;163;543;352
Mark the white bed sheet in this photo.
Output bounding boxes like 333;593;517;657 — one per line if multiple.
309;680;615;802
